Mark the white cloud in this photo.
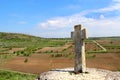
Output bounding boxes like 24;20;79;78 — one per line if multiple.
113;0;120;2
99;15;105;19
38;14;95;29
38;17;70;29
96;4;120;12
95;0;120;13
84;17;120;37
37;0;120;37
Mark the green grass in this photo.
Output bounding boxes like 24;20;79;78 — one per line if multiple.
0;32;68;49
0;32;69;57
102;45;120;53
103;45;120;48
0;69;37;80
0;32;120;56
117;69;120;72
50;52;96;59
0;54;13;64
86;50;107;53
86;54;96;59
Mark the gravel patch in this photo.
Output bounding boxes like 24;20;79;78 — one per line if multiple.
39;68;120;80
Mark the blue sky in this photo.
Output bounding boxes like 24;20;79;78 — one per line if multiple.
0;0;120;38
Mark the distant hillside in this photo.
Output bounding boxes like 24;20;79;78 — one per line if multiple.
0;32;40;39
0;32;67;48
0;32;120;40
89;36;120;40
0;32;44;48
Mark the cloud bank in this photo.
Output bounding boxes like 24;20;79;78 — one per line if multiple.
37;0;120;37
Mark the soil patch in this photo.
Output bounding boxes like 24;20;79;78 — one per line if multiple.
9;48;25;53
35;43;71;53
0;53;120;74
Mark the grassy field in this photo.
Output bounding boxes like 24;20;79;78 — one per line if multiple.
0;32;120;59
0;32;69;56
0;32;72;79
0;69;37;80
0;32;68;48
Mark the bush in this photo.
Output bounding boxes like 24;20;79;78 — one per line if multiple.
13;50;31;56
13;50;25;56
50;50;53;53
68;55;74;59
50;53;62;57
86;54;96;59
68;45;72;48
62;48;67;52
92;54;96;58
54;53;62;57
116;68;120;71
23;53;31;56
24;58;28;63
50;54;54;57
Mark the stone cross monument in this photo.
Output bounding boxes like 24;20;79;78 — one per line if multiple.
71;24;88;73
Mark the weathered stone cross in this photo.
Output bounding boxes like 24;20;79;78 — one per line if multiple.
71;24;88;73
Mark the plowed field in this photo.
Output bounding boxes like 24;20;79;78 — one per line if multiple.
0;53;120;74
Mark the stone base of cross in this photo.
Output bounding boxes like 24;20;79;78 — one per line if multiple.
71;24;88;73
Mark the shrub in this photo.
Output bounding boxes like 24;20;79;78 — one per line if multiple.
24;58;28;63
51;53;63;57
50;50;53;53
92;54;96;58
20;51;24;54
68;45;72;48
50;54;54;57
45;51;48;53
23;53;30;56
62;48;67;52
16;52;20;56
68;55;74;59
54;53;62;57
117;68;120;72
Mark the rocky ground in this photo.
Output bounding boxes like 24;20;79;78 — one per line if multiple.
39;68;120;80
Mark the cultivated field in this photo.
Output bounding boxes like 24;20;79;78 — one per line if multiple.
0;32;120;79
